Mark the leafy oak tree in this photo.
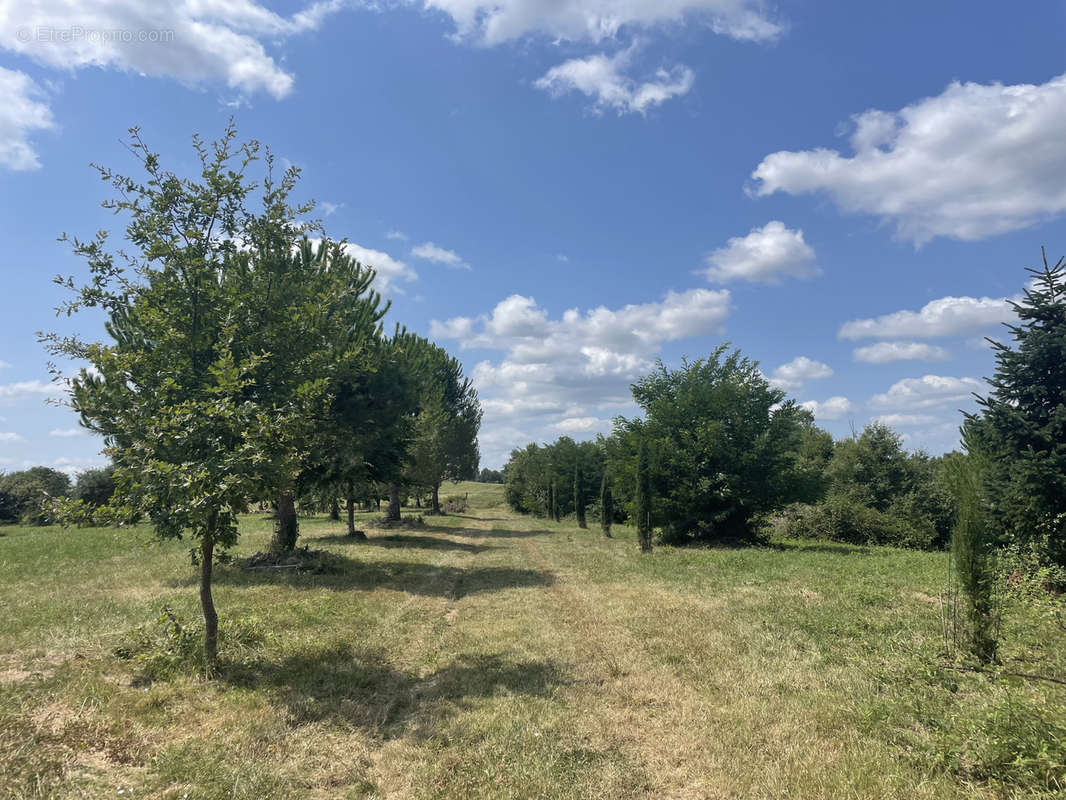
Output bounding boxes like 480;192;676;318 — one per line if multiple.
42;124;333;660
614;346;818;545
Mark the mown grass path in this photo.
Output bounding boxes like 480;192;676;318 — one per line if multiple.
1;484;1057;798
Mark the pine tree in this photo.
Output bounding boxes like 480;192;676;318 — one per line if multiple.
635;438;652;553
600;471;613;538
964;249;1066;569
574;466;587;529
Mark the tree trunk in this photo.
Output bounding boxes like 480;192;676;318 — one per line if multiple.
415;494;421;508
387;482;401;521
200;515;219;663
346;481;366;540
432;483;441;515
575;467;587;529
272;491;299;552
636;440;652;553
600;474;613;538
329;496;340;521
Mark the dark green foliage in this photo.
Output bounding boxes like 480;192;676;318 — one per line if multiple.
614;346;820;545
574;466;587;529
0;467;71;525
600;472;612;538
635;437;652;553
947;451;999;663
73;466;116;509
964;250;1066;570
781;496;931;548
478;468;504;483
794;423;957;550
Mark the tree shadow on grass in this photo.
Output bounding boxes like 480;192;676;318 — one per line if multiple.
191;554;555;598
315;533;497;554
431;525;557;540
221;644;567;738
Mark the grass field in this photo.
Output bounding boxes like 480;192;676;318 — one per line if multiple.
1;481;1063;799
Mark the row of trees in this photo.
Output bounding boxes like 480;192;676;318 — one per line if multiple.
505;346;830;547
43;124;481;659
0;466;115;525
503;253;1065;575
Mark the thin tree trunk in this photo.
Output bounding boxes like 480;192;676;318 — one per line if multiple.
346;481;366;539
200;514;218;663
272;491;299;552
387;482;401;521
432;482;441;515
329;496;340;521
600;474;613;538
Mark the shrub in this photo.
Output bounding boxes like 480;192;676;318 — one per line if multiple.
115;606;266;679
781;495;933;548
0;467;72;525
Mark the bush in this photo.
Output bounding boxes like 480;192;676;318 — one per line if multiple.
0;467;72;525
781;495;937;548
443;495;468;513
73;466;116;508
115;606;266;679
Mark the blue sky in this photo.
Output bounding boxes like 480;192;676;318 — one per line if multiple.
2;0;1066;472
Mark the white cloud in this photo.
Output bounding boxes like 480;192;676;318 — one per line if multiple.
1;0;347;103
535;49;694;115
432;288;732;466
768;356;832;391
839;295;1016;340
750;72;1066;244
0;68;55;171
386;230;408;241
336;242;417;295
552;416;612;433
425;0;783;46
0;431;23;442
799;396;852;421
319;201;342;216
49;427;84;438
703;221;819;284
872;413;939;427
0;379;57;401
869;375;984;411
0;360;10;368
411;242;471;270
852;341;951;363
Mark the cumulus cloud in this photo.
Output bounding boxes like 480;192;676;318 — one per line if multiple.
336;242;417;295
535;49;694;115
799;396;852;421
839;295;1016;340
0;379;57;401
750;72;1066;244
0;0;347;105
426;0;782;46
0;68;55;171
432;288;732;466
411;242;471;270
552;416;613;433
768;356;832;391
852;341;951;363
869;375;984;411
49;428;84;438
0;431;23;442
872;413;939;427
703;221;819;284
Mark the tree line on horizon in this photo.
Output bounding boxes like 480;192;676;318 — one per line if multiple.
502;253;1066;661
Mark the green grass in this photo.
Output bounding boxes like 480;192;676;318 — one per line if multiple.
1;482;1063;798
